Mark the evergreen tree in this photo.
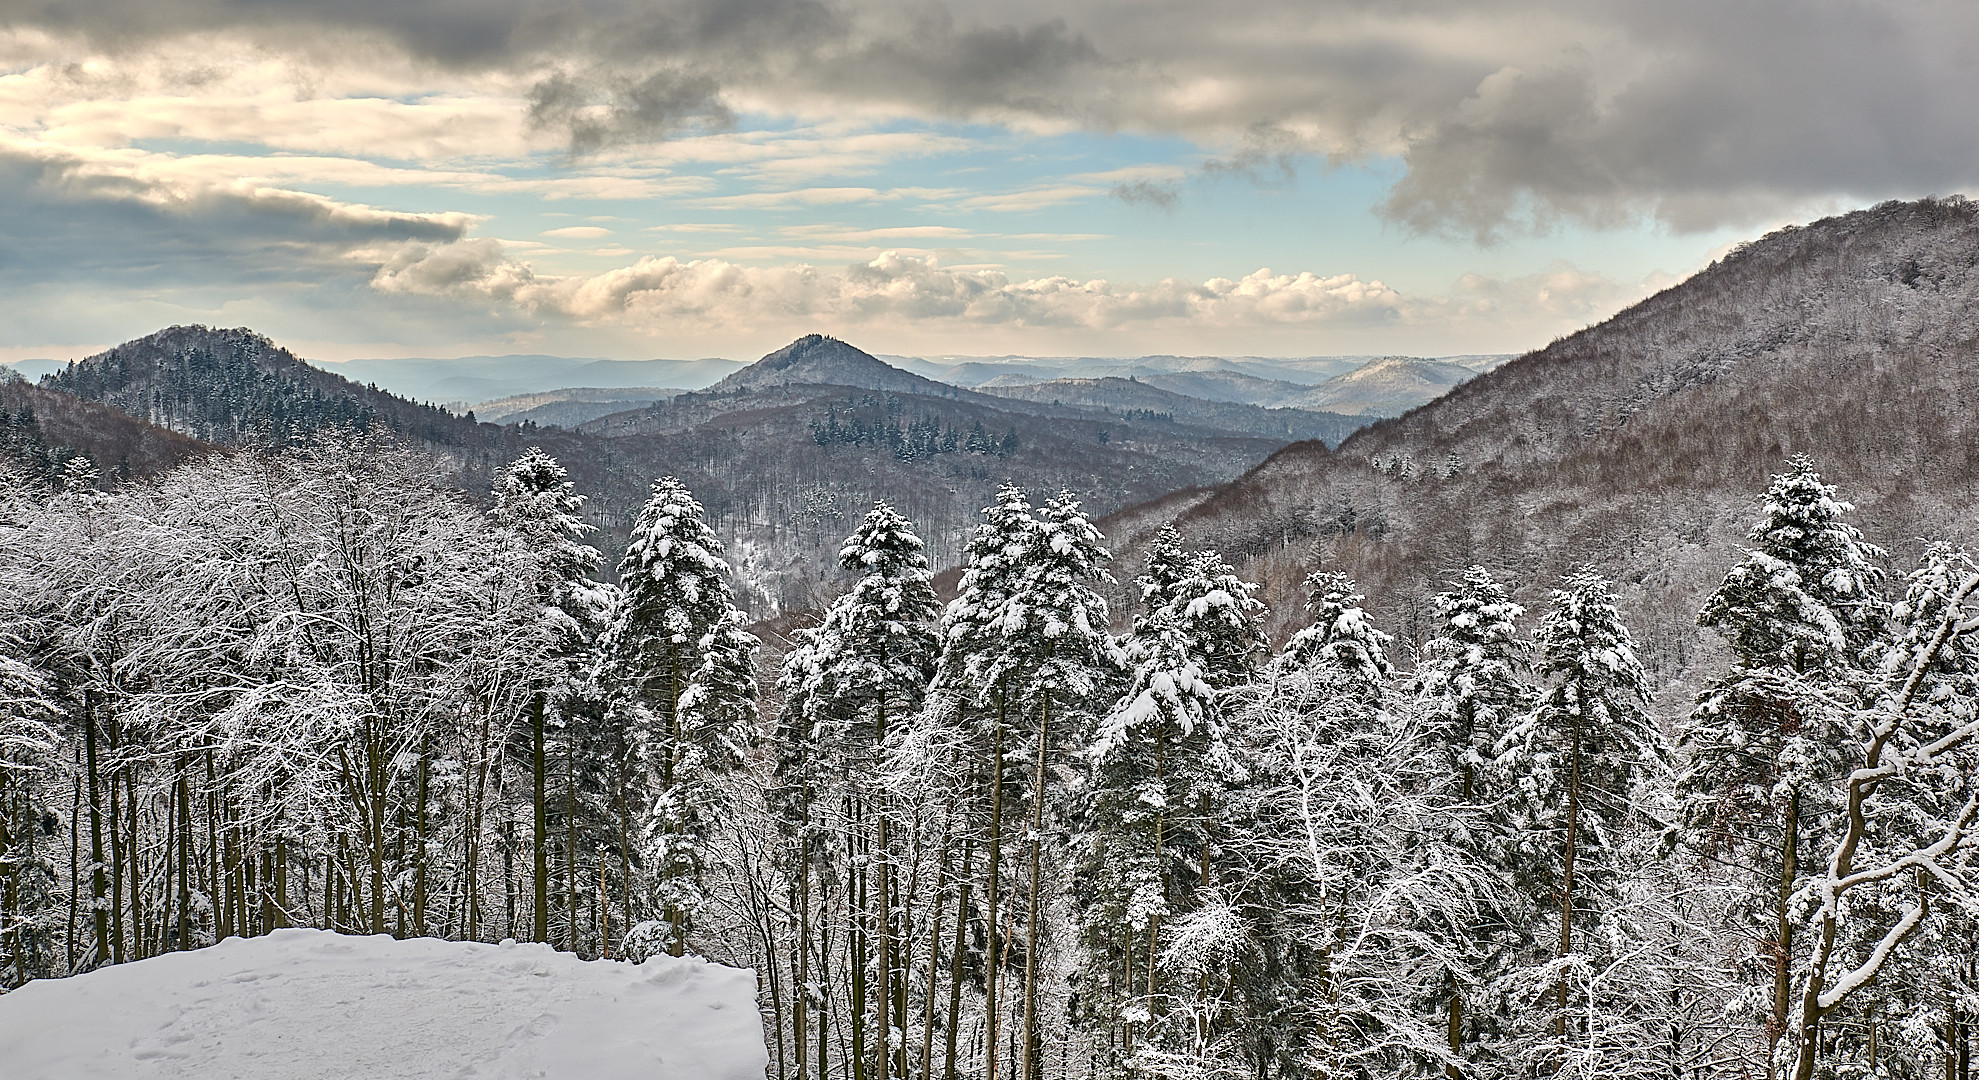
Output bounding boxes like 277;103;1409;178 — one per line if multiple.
0;649;59;984
1678;458;1886;1074
928;485;1040;1080
1078;526;1262;1076
600;476;759;953
492;447;611;683
1406;565;1534;1079
1498;568;1662;1068
1279;570;1394;698
777;502;942;1080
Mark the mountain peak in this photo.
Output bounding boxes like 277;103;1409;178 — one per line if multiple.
710;335;950;396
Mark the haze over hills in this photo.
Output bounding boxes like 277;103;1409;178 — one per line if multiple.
324;354;747;407
977;376;1365;442
1111;195;1979;694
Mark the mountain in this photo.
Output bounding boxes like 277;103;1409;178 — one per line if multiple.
30;327;1326;616
977;376;1367;443
1116;195;1979;691
1287;356;1478;416
41;326;484;447
1128;368;1315;406
708;334;962;398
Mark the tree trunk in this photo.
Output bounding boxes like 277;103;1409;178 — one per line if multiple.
1769;789;1800;1080
84;691;110;965
532;692;548;944
983;698;1007;1080
1019;691;1049;1080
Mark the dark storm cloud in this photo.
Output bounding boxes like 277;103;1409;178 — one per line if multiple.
10;0;1979;236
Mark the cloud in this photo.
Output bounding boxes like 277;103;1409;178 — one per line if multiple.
363;236;1407;333
11;2;1979;253
0;134;471;283
526;67;735;156
543;225;611;239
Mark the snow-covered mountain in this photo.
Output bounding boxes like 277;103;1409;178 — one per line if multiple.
1288;356;1478;416
709;334;960;397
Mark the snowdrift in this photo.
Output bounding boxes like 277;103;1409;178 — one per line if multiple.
0;929;767;1079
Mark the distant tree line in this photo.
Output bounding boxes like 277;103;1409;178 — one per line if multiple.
810;399;1019;460
0;439;1975;1080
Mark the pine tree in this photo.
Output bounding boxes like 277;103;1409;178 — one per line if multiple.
1679;458;1886;1075
1078;526;1262;1076
0;649;59;984
1280;570;1394;697
492;448;615;948
600;476;759;954
1407;565;1534;1079
929;485;1039;1080
778;502;942;1080
1498;568;1662;1068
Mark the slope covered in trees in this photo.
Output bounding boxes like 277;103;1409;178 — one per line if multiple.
1134;196;1979;676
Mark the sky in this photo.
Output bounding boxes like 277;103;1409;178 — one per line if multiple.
2;0;1976;365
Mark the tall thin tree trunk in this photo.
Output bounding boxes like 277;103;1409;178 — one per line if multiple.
84;691;109;965
1019;692;1049;1080
943;838;977;1080
532;692;548;944
1769;789;1800;1080
983;699;1007;1080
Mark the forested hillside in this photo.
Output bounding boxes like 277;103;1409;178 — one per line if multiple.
0;368;206;481
1131;196;1979;679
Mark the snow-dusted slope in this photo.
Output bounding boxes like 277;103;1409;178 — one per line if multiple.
0;929;767;1080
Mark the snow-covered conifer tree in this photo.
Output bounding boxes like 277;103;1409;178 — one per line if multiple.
600;476;759;953
0;648;59;983
1078;526;1261;1076
1279;570;1394;698
1406;564;1534;1077
927;484;1039;1080
1498;568;1663;1068
1679;458;1886;1071
777;502;941;1080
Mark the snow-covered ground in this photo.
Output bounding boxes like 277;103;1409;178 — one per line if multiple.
0;929;767;1079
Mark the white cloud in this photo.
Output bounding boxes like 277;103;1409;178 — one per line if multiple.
543;225;611;238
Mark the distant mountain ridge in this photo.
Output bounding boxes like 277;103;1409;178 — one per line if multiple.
978;376;1365;443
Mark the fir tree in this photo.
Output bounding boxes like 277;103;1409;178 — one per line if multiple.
1679;458;1886;1073
1498;568;1663;1066
600;476;759;954
1279;570;1394;698
777;502;942;1080
1406;564;1534;1079
1078;526;1262;1076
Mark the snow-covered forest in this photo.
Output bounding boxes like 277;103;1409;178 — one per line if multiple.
0;434;1975;1080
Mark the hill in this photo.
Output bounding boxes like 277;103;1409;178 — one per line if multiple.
43;326;484;447
708;334;963;398
1286;356;1478;416
1120;195;1979;691
0;367;207;481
